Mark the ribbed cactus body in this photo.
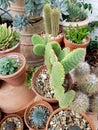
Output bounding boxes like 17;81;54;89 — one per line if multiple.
51;8;60;37
61;48;85;74
80;74;98;95
91;96;98;113
71;92;89;113
43;3;52;34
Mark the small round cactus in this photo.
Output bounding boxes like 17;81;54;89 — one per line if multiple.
71;92;89;113
68;125;82;130
91;96;98;113
80;74;98;95
74;62;90;84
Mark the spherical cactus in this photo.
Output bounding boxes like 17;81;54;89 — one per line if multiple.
71;92;89;113
74;62;90;84
80;74;98;95
91;96;98;113
68;125;82;130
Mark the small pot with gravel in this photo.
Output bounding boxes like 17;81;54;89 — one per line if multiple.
0;114;23;130
24;100;53;130
46;107;95;130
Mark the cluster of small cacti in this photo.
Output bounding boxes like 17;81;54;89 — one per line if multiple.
32;34;85;108
71;91;89;113
0;23;20;50
43;3;60;37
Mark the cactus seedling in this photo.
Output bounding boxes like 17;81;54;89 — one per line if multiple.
71;92;89;113
91;96;98;113
80;74;98;95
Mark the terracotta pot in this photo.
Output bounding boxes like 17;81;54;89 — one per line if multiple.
0;114;24;130
86;112;98;130
32;65;73;103
18;22;44;67
0;81;36;117
0;41;20;57
0;52;26;86
10;0;25;17
60;17;89;28
24;100;53;130
64;36;90;51
46;107;95;130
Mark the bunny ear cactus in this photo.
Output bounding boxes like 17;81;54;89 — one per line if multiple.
51;8;60;37
61;48;85;74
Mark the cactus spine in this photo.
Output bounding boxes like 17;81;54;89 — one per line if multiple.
91;96;98;113
51;8;60;37
80;74;98;95
43;3;52;34
71;92;89;113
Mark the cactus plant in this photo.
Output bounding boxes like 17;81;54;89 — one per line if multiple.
43;3;60;37
32;34;85;108
68;125;82;130
91;96;98;113
71;92;89;113
80;74;98;95
0;57;19;75
0;23;20;51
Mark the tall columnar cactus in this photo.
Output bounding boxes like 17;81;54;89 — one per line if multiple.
71;92;89;113
43;3;60;37
43;3;52;34
80;74;98;95
91;96;98;113
51;8;60;37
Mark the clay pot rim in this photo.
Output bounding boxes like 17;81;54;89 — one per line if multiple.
32;65;73;103
64;36;90;46
0;52;26;78
0;114;24;130
46;107;95;130
60;17;89;27
0;41;20;54
24;100;53;130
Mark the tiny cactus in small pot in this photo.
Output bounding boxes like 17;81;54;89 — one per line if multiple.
71;91;89;113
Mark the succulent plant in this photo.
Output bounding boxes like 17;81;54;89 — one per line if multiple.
29;106;49;129
0;57;19;75
13;15;29;30
64;25;89;44
71;92;89;113
0;0;15;9
0;23;20;50
80;74;98;95
5;121;16;130
74;62;90;83
91;96;98;113
68;125;82;130
43;3;60;37
32;34;85;108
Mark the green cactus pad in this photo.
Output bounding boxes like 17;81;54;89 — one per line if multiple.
59;90;75;108
43;3;52;34
51;41;61;56
58;47;70;61
31;34;45;45
50;62;65;87
33;44;45;56
50;49;58;64
61;48;85;74
54;86;65;100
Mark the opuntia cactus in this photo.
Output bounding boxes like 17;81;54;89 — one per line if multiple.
51;8;60;37
91;96;98;113
71;92;89;113
80;74;98;95
43;3;52;34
